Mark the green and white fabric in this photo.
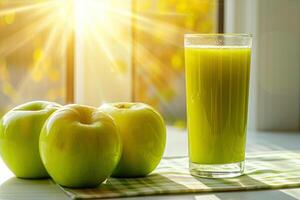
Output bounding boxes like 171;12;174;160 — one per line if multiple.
62;150;300;199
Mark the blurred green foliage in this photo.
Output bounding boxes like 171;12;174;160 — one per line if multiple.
134;0;218;126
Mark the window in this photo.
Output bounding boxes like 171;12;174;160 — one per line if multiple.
0;0;70;116
133;0;220;126
0;0;221;126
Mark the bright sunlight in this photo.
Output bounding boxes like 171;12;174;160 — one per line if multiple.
0;0;217;125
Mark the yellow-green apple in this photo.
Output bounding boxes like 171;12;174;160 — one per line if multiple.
39;104;121;188
99;102;166;178
0;101;61;178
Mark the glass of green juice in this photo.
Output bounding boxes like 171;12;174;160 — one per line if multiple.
184;34;252;178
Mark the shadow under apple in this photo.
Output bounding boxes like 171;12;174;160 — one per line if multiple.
0;177;69;200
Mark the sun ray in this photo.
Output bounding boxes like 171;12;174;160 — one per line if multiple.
12;18;68;104
85;20;121;74
136;43;173;86
84;2;131;53
0;0;58;17
74;0;179;108
0;8;66;56
0;0;213;121
14;3;61;24
107;7;190;47
133;58;174;117
0;0;73;105
73;0;128;74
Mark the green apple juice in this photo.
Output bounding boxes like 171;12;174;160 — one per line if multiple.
185;46;251;164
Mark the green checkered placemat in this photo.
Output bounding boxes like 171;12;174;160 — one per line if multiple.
62;150;300;199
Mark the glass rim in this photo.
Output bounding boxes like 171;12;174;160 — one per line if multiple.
184;33;253;38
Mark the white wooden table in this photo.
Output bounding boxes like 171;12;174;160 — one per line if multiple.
1;127;300;200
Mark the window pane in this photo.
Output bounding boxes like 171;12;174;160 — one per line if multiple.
0;0;67;116
133;0;219;126
75;0;132;105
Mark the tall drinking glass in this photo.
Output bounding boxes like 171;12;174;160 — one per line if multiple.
184;34;252;178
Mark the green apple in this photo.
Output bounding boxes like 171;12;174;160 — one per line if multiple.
39;104;122;188
99;102;166;178
0;101;61;178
